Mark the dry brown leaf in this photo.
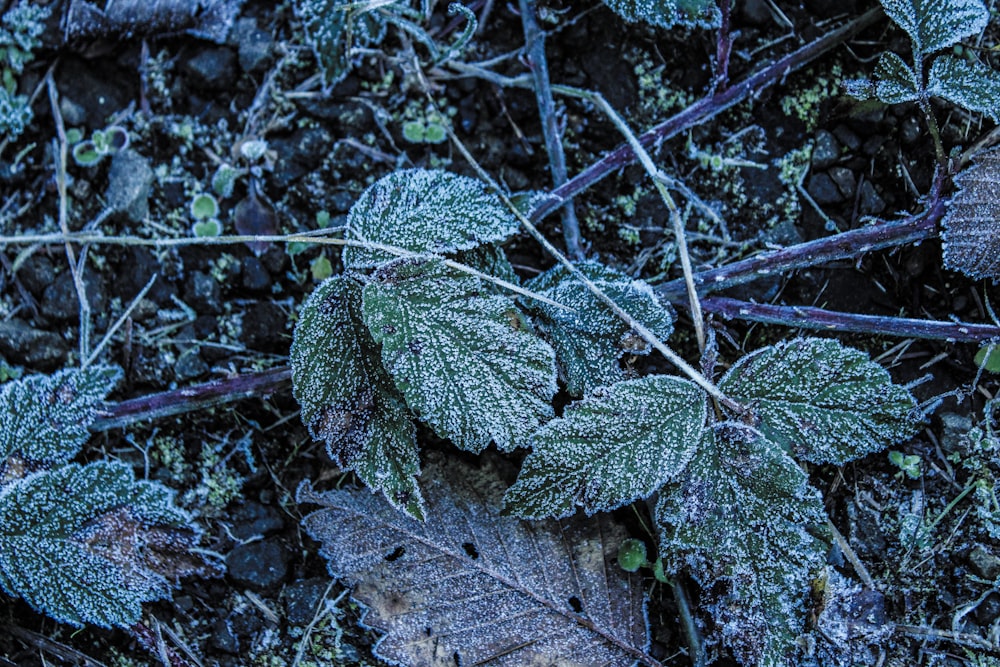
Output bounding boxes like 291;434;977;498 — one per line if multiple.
942;145;1000;280
298;451;655;667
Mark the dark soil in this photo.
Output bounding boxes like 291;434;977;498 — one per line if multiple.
1;0;999;665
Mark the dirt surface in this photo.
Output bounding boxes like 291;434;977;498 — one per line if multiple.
1;0;999;665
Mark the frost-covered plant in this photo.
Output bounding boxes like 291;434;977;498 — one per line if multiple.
292;167;923;664
0;0;49;141
0;367;219;628
601;0;719;28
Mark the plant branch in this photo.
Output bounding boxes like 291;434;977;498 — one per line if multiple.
527;7;884;223
518;0;584;260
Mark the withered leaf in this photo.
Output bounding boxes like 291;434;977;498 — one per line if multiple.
298;452;654;667
942;145;1000;279
64;0;245;43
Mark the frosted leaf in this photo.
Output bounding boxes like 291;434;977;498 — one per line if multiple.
719;338;920;464
524;262;675;396
298;451;653;666
342;169;520;270
655;423;828;667
942;147;1000;279
601;0;718;28
928;55;1000;121
452;243;520;289
291;276;423;518
0;367;121;471
879;0;988;55
873;51;921;104
295;0;394;86
362;258;556;452
0;461;216;628
504;376;705;519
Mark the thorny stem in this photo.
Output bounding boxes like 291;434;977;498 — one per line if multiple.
526;7;884;224
518;0;584;260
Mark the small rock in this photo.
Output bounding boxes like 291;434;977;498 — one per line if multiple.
227;540;289;592
106;150;154;222
174;348;209;381
829;166;857;201
229;501;285;541
899;116;922;145
234;18;273;74
974;592;1000;626
241;301;287;353
283;578;331;625
939;412;973;452
858;180;886;216
738;0;771;25
0;319;68;371
270;127;332;184
832;125;862;152
807;172;842;205
15;254;55;298
969;546;1000;580
185;271;222;315
210;618;240;654
184;47;238;91
811;130;840;169
41;271;106;323
240;256;271;292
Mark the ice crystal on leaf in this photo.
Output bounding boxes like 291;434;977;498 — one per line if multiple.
524;262;675;396
362;257;556;452
719;337;920;464
942;146;1000;280
504;376;704;519
0;461;216;628
655;423;828;667
879;0;988;55
928;55;1000;121
601;0;718;28
871;52;920;104
0;366;121;472
290;275;424;518
295;0;396;87
342;169;520;270
298;451;653;666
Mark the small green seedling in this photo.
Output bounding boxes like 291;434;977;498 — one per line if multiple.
71;125;129;167
402;118;448;144
190;193;222;238
975;344;1000;373
889;449;923;479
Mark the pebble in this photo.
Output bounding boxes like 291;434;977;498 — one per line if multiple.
106;150;154;222
240;256;271;292
899;115;922;145
0;319;68;371
227;539;289;592
811;130;840;169
210;618;240;654
40;271;106;323
234;18;273;74
828;166;857;201
806;172;842;205
858;180;886;216
969;546;1000;581
974;592;1000;626
185;271;222;315
184;47;238;91
270;127;332;184
833;125;862;152
229;501;285;541
15;254;55;297
174;348;209;381
283;577;331;625
939;412;973;452
241;301;287;353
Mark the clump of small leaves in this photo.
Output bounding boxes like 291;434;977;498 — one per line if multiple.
0;367;220;628
601;0;718;28
71;125;129;167
0;0;49;140
292;167;924;664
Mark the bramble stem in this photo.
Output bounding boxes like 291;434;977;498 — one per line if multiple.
519;0;584;260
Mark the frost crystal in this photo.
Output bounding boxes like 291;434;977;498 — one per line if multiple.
656;423;828;667
942;146;1000;279
504;375;704;519
601;0;718;28
719;337;920;464
524;262;675;396
0;461;213;628
879;0;988;55
0;366;121;471
299;452;652;666
290;275;423;518
362;257;557;452
928;55;1000;121
342;169;520;270
295;0;395;86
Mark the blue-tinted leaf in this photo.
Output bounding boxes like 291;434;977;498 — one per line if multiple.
291;275;423;518
0;367;121;469
0;461;211;628
656;423;828;667
525;262;675;396
928;54;1000;120
342;169;520;270
362;258;556;452
504;375;705;519
601;0;718;27
880;0;988;55
295;0;396;86
941;146;1000;280
719;338;920;464
873;51;920;104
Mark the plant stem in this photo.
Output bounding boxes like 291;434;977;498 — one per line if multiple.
518;0;584;260
701;296;1000;342
656;197;944;301
714;0;733;89
92;367;292;431
527;7;884;223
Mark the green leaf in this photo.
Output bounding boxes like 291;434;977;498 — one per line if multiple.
0;461;212;628
0;367;121;469
879;0;988;55
504;376;704;518
655;423;828;667
601;0;718;27
342;169;520;270
524;262;675;396
295;0;394;86
362;257;556;452
719;338;920;464
451;243;520;289
873;51;921;104
928;54;1000;120
291;275;424;518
